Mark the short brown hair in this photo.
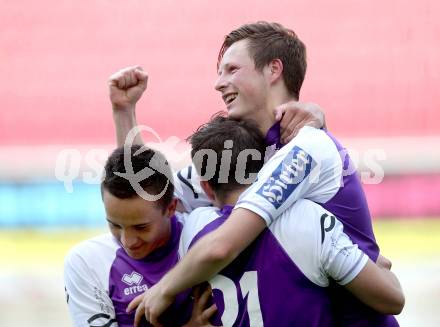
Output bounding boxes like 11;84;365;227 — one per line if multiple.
218;21;307;99
102;145;174;212
188;113;266;200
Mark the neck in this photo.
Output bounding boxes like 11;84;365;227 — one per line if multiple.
153;217;172;250
259;89;297;135
254;110;277;136
214;187;246;208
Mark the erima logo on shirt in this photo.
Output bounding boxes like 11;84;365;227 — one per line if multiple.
257;146;315;209
122;271;148;296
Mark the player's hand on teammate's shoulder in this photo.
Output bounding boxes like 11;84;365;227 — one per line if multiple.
183;284;218;327
275;101;326;144
108;65;148;111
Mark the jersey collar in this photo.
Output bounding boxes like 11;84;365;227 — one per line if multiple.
219;205;234;217
264;121;283;150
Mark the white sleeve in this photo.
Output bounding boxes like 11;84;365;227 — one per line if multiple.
173;165;212;212
269;200;367;287
64;245;118;327
174;211;189;227
320;212;369;285
235;126;343;225
178;207;222;259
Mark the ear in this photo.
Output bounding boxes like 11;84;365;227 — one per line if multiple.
265;59;283;84
164;197;178;218
200;180;216;202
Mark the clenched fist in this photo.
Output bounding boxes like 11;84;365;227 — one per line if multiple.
108;66;148;111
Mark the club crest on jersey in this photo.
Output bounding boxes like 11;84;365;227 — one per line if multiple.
122;271;148;295
257;146;315;209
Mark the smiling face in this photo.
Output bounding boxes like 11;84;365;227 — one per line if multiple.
215;39;270;122
103;189;176;260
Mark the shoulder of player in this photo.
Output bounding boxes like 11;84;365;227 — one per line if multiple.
173;165;212;212
270;199;332;236
179;206;221;254
268;199;334;286
295;125;330;142
291;198;330;216
174;211;188;225
279;198;329;218
173;164;201;186
185;206;220;228
65;233;119;267
281;126;340;159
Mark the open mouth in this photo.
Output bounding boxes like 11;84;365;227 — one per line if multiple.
126;245;143;253
223;93;238;106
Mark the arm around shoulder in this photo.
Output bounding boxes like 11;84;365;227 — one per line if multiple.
160;208;266;298
344;259;405;315
320;212;404;315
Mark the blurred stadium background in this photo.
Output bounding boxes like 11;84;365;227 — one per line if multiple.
1;0;439;326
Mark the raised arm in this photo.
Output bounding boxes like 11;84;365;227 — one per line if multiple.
108;66;148;146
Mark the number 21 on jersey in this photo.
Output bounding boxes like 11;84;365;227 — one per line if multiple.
209;271;263;327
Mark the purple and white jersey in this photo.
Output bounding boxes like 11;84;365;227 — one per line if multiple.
64;214;192;327
175;123;398;326
238;123;400;326
236;125;379;259
175;124;377;258
173;164;212;212
179;200;369;327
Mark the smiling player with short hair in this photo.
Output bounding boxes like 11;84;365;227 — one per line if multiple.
167;115;403;326
116;22;401;326
64;145;215;327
